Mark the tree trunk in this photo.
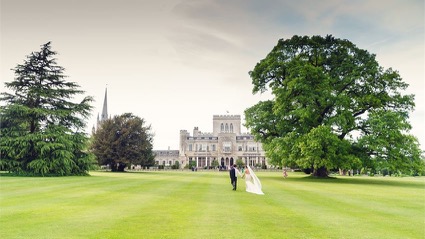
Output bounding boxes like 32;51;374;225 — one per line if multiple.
111;163;125;172
313;166;328;177
118;163;126;172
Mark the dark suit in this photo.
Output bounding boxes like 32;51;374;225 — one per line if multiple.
229;166;237;190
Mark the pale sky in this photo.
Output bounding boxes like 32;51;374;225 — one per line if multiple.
1;0;424;150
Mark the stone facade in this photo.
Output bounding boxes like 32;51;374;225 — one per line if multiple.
153;150;180;166
177;115;267;169
97;89;266;169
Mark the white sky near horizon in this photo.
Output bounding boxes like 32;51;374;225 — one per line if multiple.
1;0;424;150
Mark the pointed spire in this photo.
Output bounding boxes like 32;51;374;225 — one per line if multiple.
101;87;108;122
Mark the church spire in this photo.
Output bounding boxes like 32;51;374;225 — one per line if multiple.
101;87;108;122
93;87;109;134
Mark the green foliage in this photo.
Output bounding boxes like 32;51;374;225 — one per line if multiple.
90;113;154;171
171;160;180;169
236;158;244;168
0;42;95;176
245;35;424;177
358;110;425;175
188;160;196;168
211;159;219;168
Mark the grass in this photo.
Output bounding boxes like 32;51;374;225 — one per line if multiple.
0;171;424;239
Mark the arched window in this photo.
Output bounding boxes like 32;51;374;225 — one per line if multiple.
225;123;229;132
221;123;224;132
230;123;233;133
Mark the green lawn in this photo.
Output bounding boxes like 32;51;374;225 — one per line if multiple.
1;171;424;239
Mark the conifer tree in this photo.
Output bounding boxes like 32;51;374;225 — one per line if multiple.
0;42;95;176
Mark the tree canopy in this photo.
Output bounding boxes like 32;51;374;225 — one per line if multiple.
245;35;424;177
0;42;95;176
90;113;155;172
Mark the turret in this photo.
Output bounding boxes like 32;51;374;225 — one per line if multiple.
193;127;200;137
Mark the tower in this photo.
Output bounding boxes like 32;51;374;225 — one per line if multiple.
100;87;108;122
95;87;108;132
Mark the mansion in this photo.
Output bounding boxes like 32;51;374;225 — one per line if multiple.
155;115;268;169
96;88;267;169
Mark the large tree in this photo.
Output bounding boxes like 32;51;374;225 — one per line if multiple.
0;42;95;176
245;35;424;177
91;113;155;172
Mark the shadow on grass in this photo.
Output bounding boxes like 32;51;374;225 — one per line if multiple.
89;170;216;178
0;172;17;177
262;174;425;189
0;170;154;177
0;172;91;177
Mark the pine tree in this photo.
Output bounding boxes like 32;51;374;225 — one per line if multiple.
0;42;95;176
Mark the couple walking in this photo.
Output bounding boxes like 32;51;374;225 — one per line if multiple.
229;164;264;195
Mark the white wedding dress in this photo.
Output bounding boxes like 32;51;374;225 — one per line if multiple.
244;165;264;195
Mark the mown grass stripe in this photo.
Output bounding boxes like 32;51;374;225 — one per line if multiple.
271;174;424;239
0;171;423;239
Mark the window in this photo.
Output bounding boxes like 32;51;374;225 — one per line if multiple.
230;123;233;133
198;144;207;152
221;123;224;132
248;143;257;152
223;141;231;152
225;123;229;132
189;144;193;151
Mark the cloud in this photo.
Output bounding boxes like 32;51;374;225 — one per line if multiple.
1;0;424;150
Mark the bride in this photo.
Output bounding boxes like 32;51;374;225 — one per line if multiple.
243;165;264;195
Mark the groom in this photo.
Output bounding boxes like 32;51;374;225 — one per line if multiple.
229;164;237;190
